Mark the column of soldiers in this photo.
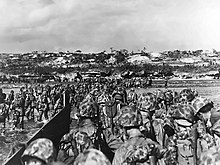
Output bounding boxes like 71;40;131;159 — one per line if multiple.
0;84;72;131
32;84;219;164
1;78;220;164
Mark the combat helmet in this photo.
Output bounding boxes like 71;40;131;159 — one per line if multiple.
21;138;56;164
191;96;214;114
179;88;197;103
74;149;111;165
169;103;195;127
137;92;156;112
78;100;99;119
163;90;174;105
118;105;143;128
74;131;93;152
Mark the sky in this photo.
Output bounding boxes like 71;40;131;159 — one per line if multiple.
0;0;220;53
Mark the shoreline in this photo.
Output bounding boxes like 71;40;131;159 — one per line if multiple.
0;77;220;89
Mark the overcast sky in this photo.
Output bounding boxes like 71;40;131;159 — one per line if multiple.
0;0;220;53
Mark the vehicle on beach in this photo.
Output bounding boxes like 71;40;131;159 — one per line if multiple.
18;74;60;83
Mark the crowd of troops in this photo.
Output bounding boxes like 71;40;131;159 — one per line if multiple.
1;77;220;165
0;84;70;131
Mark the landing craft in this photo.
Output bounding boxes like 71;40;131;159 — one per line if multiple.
4;92;71;165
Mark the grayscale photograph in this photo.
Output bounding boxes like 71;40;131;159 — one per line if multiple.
0;0;220;165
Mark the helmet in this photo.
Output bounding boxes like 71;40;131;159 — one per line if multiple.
169;103;195;127
118;105;143;127
179;88;196;102
78;101;99;118
164;90;174;105
191;96;214;114
210;108;220;125
126;145;149;163
75;131;93;152
199;146;220;165
74;149;111;165
21;138;56;164
137;92;156;112
154;89;164;103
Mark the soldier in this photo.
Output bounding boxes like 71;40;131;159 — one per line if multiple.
74;90;84;110
5;90;15;121
112;86;127;105
74;148;111;165
165;103;195;165
57;98;119;164
191;96;215;160
137;92;158;142
25;92;37;121
112;105;167;165
11;93;21;130
19;88;26;129
21;138;64;165
7;90;14;103
12;92;25;130
38;92;51;122
0;103;8;129
179;88;197;104
127;88;138;105
210;108;220;147
97;89;112;129
57;126;95;165
0;88;6;104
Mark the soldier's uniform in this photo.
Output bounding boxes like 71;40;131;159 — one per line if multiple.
74;148;111;165
58;96;122;164
164;95;214;165
136;92;158;142
165;103;195;165
112;105;166;165
0;88;6;104
38;93;50;121
127;88;138;105
210;109;220;147
57;128;95;165
97;91;112;129
179;88;197;104
190;96;215;163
